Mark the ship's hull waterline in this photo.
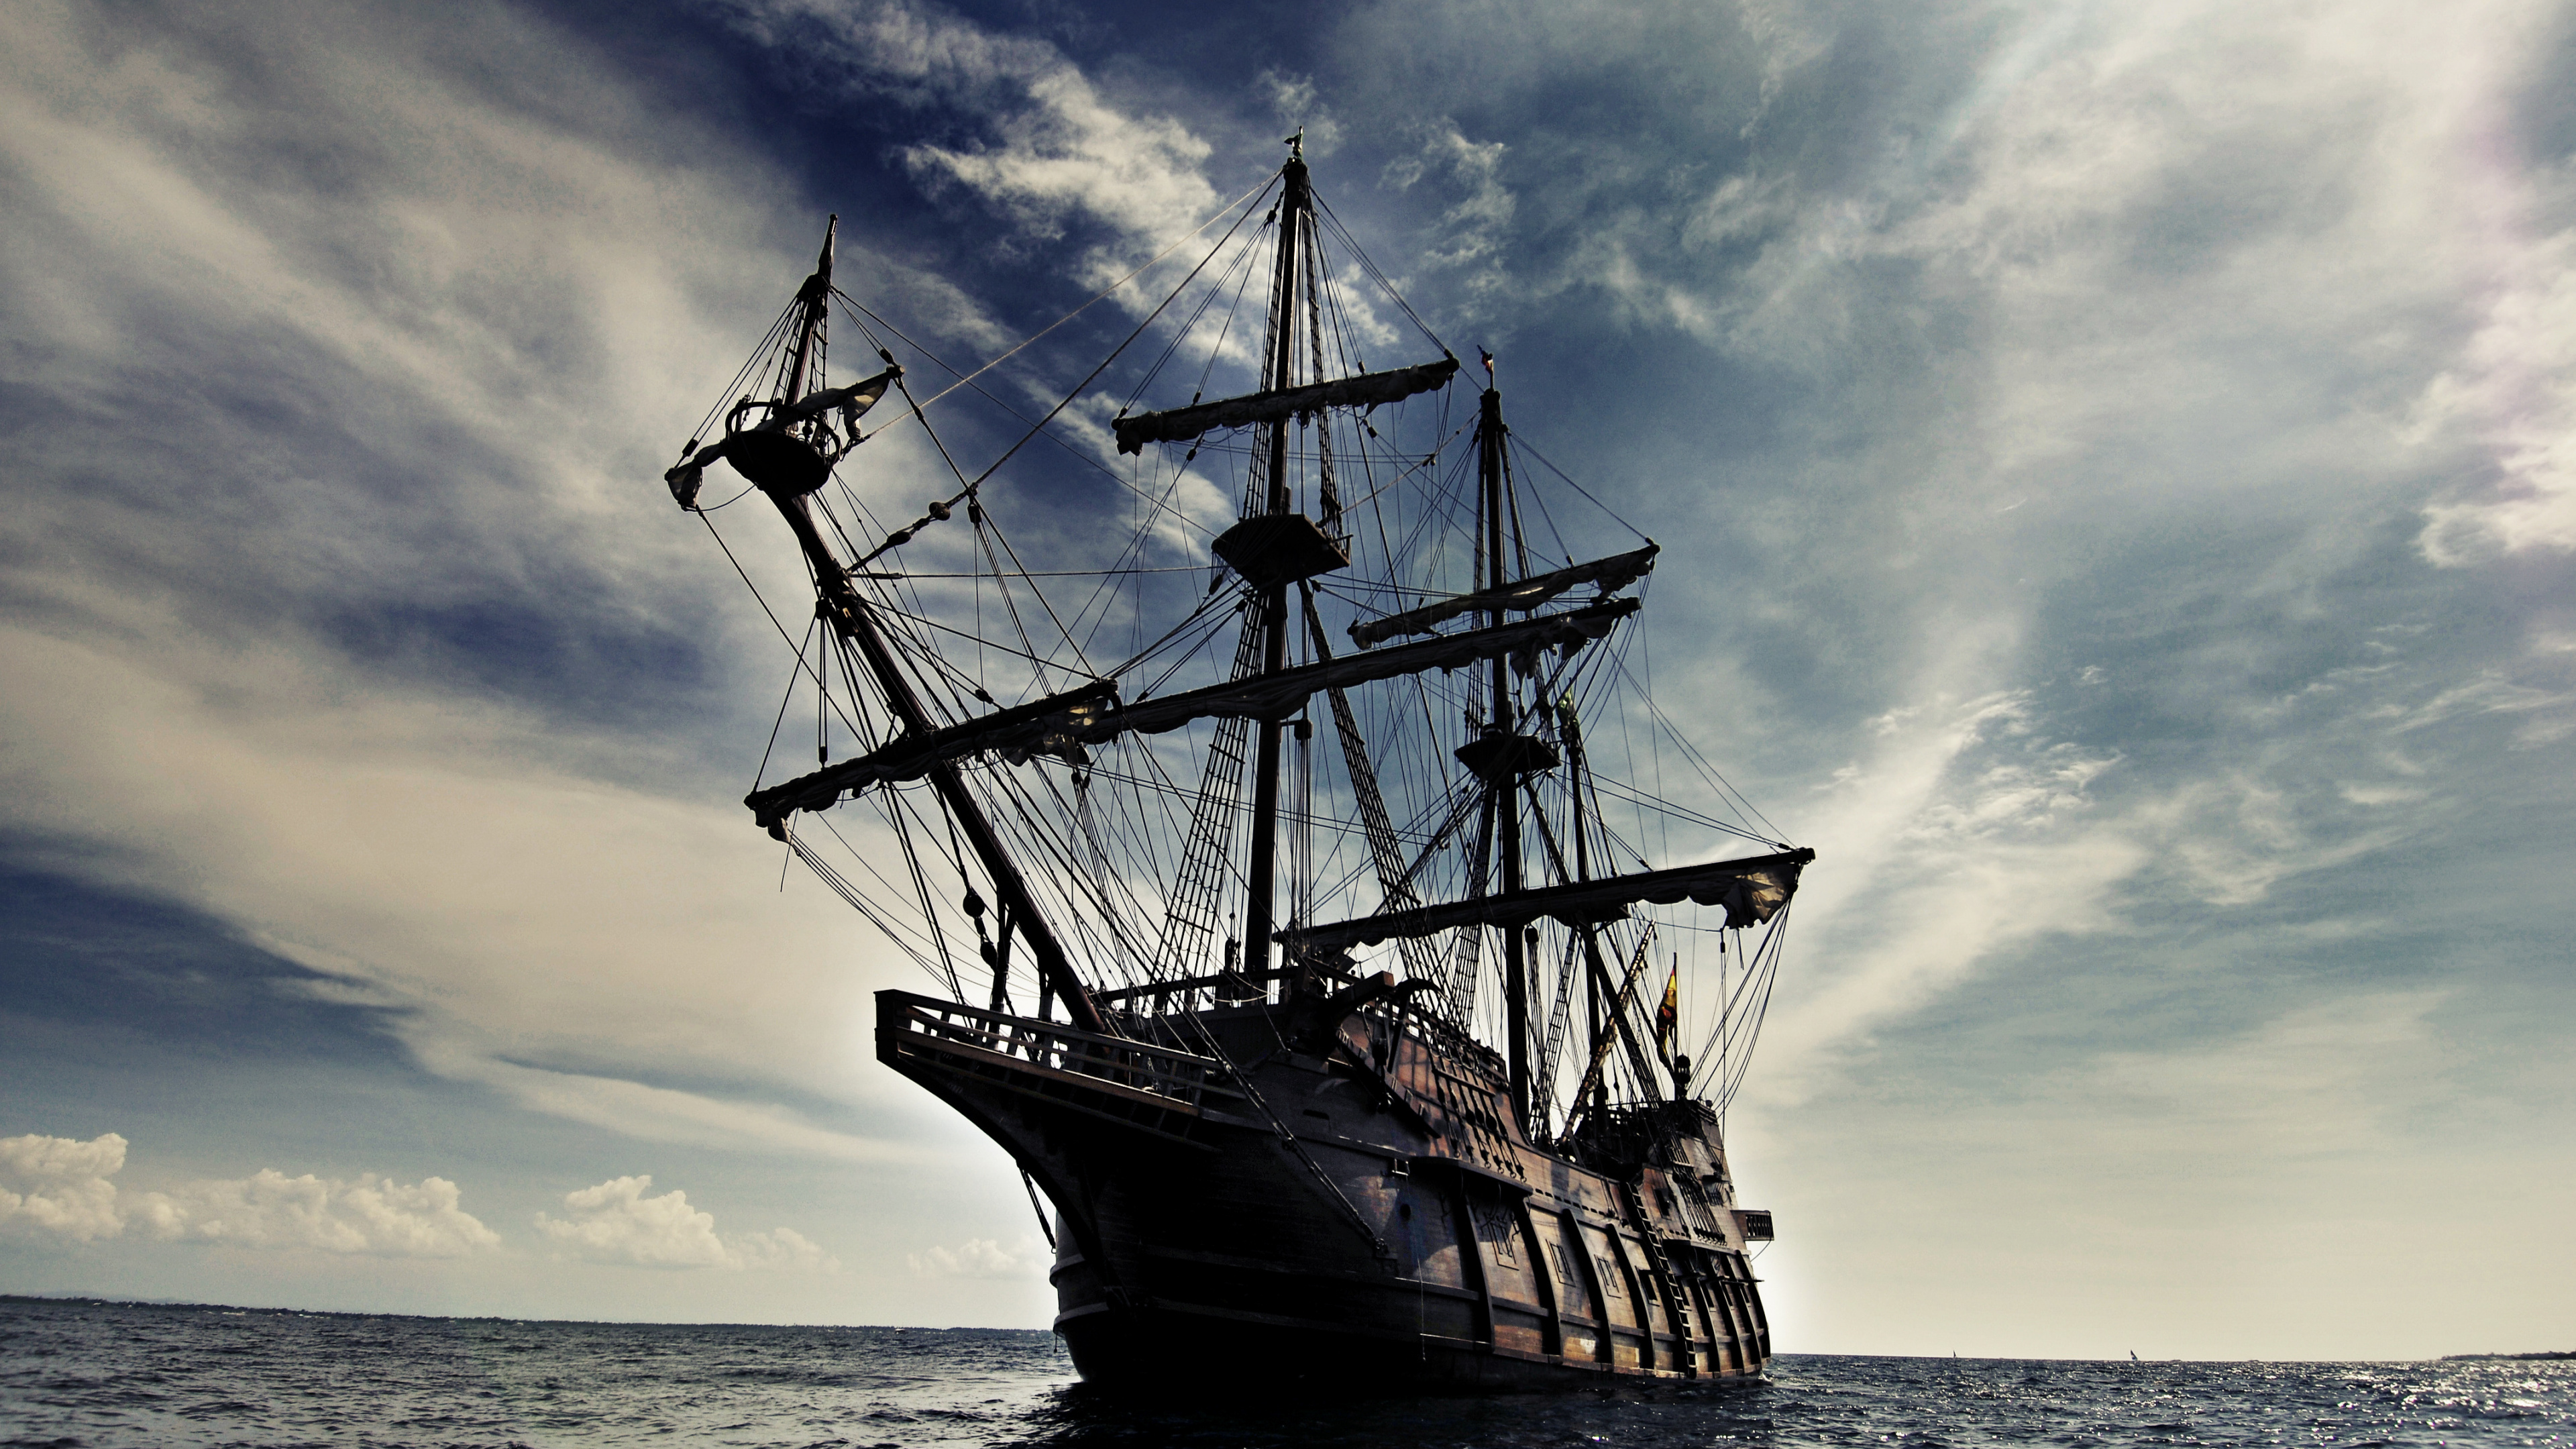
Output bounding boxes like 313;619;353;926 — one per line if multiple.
879;990;1772;1389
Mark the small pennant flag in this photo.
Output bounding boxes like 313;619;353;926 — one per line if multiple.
1656;961;1680;1055
1479;347;1495;378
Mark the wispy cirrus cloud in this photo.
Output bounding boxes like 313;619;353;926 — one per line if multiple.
0;626;912;1157
727;0;1219;282
2414;226;2576;564
0;1;973;1158
1315;0;2576;1095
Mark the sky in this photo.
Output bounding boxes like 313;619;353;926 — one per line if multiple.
1;0;2571;1361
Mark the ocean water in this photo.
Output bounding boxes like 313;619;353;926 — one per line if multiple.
1;1297;2567;1448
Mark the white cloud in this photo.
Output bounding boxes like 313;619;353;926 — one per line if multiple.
906;68;1214;270
1260;69;1341;158
0;0;1020;1163
0;1132;498;1256
1540;0;2573;555
1416;0;2576;1116
729;1226;839;1273
1764;681;2141;1087
2139;772;2406;908
0;627;918;1162
1383;121;1515;309
736;0;1218;283
906;1235;1041;1279
535;1175;839;1272
0;1132;128;1242
2414;230;2576;562
536;1175;731;1267
133;1171;501;1257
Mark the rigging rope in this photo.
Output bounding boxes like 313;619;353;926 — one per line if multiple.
869;171;1277;420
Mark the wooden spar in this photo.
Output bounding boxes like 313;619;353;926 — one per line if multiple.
743;600;1639;820
1351;543;1658;649
1244;146;1309;1000
758;221;1106;1037
1112;359;1458;454
1277;848;1809;950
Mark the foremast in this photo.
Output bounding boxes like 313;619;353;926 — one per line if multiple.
741;219;1108;1036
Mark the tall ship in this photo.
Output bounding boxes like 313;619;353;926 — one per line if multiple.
661;138;1812;1388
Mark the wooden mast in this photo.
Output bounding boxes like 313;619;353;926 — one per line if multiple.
1481;380;1532;1127
762;219;1107;1036
1244;137;1309;1000
782;218;835;411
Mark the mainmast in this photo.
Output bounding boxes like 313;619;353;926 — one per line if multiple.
1479;383;1533;1126
1242;136;1311;1000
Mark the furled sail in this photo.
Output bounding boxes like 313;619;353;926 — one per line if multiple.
747;597;1639;826
1276;847;1815;949
1350;543;1662;648
1113;358;1460;455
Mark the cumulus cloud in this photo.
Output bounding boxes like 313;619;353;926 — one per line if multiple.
535;1175;839;1272
906;1235;1042;1279
133;1171;500;1256
0;1132;498;1256
0;1132;128;1242
729;1226;839;1273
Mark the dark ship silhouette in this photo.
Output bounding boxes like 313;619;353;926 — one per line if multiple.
662;136;1810;1389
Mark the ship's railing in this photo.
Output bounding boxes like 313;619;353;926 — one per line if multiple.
877;989;1224;1110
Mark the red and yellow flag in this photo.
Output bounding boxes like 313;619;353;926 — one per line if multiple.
1656;962;1679;1055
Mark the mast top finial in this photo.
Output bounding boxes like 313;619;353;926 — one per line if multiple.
1286;127;1305;162
806;215;839;295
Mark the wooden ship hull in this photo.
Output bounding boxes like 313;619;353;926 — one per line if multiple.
880;989;1774;1387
